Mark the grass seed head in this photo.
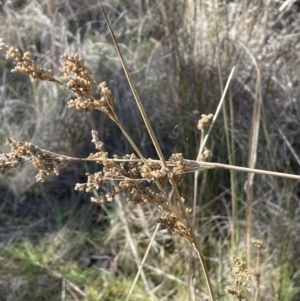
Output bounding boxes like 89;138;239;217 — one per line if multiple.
5;139;69;182
225;256;252;300
0;39;55;82
197;113;213;130
251;238;263;250
159;213;193;244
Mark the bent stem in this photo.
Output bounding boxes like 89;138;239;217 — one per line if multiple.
125;224;160;301
193;67;235;217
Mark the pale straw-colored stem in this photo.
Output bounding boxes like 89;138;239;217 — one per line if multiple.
26;151;300;181
193;66;235;214
125;224;160;301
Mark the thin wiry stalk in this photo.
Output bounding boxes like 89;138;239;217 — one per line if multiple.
5;146;300;181
193;67;236;208
114;194;152;293
194;161;300;180
213;0;238;247
252;239;263;301
126;224;160;301
278;128;300;166
172;181;216;301
197;67;236;157
99;2;166;168
192;126;205;228
237;41;262;269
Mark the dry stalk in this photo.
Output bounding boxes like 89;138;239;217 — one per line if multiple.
193;67;236;225
252;238;263;301
237;41;262;269
125;223;160;301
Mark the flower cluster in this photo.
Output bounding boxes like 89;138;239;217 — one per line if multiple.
197;113;213;130
0;39;56;82
0;151;25;173
4;139;69;182
225;256;252;300
60;53;116;119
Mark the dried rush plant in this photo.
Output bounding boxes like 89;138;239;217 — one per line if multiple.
0;38;214;299
1;6;300;301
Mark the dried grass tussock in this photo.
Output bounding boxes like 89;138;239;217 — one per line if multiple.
1;1;300;300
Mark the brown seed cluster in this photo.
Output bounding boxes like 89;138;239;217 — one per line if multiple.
74;136;142;203
251;238;263;249
197;113;213;130
0;151;25;173
159;213;192;244
75;132;190;206
60;53;116;119
71;130;193;242
225;256;252;300
60;53;96;114
96;81;116;119
4;139;69;182
60;53;95;96
198;147;213;161
0;39;55;82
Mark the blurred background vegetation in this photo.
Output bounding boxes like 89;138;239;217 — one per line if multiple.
0;0;300;300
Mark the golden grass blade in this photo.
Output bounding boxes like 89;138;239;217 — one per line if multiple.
99;2;166;167
198;67;236;158
98;3;184;222
195;161;300;180
114;194;151;293
126;224;160;301
193;67;236;219
215;19;239;246
237;41;262;268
